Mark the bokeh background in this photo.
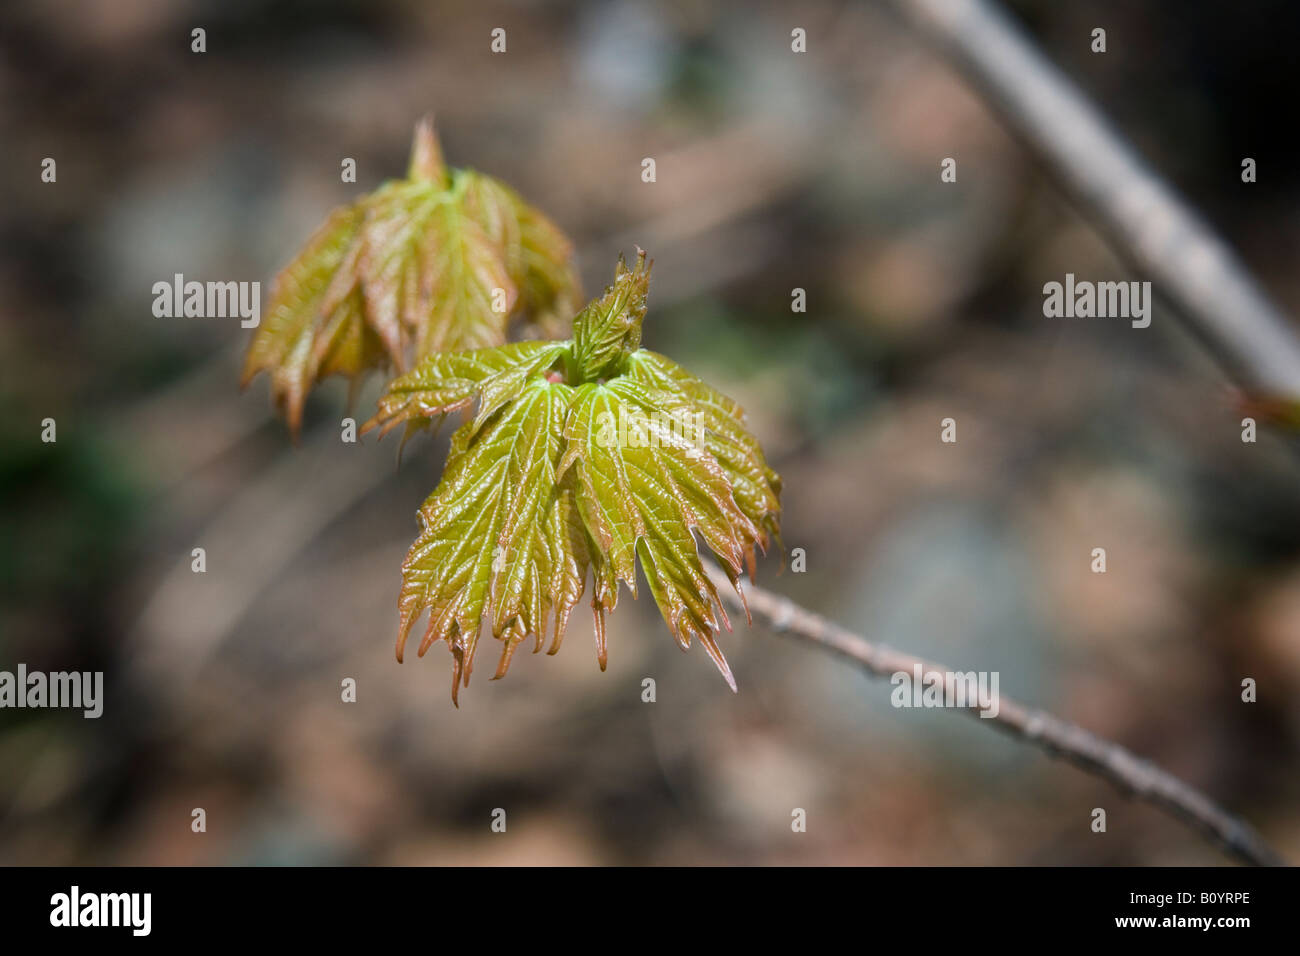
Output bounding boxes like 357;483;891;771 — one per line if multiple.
3;0;1299;865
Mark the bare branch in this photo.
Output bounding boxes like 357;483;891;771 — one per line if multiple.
890;0;1300;395
706;565;1283;866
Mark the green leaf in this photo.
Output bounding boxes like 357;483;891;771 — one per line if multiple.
372;254;783;702
624;350;783;554
569;250;650;381
362;341;566;440
243;117;581;436
461;170;582;339
557;379;765;688
241;204;373;435
514;190;582;338
406;114;449;187
397;378;591;705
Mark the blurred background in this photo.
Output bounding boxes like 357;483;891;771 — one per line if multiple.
2;0;1299;865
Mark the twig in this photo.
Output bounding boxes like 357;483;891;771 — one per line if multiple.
706;565;1283;866
889;0;1300;396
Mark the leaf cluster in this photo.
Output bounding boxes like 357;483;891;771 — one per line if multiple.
242;118;580;434
366;252;782;702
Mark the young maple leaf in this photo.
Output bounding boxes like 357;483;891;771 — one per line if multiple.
242;117;581;435
364;251;782;704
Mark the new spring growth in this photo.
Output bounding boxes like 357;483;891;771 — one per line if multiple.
365;251;783;704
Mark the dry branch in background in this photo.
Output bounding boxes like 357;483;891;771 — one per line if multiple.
890;0;1300;395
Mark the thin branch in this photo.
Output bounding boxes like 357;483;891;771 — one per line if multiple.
889;0;1300;396
706;565;1283;866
